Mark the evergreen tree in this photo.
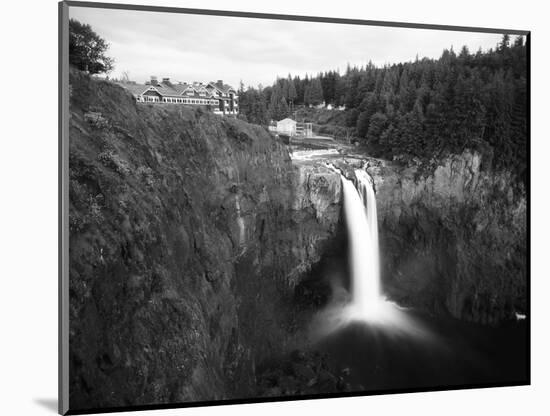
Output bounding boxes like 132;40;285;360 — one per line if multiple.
281;77;289;100
308;78;324;106
303;85;311;107
398;68;417;113
346;108;360;128
379;123;395;153
356;111;370;140
344;72;361;108
366;112;388;147
499;34;511;51
293;75;304;105
268;84;290;121
287;75;297;106
356;93;378;138
334;75;347;106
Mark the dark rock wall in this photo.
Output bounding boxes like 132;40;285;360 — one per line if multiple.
68;70;342;410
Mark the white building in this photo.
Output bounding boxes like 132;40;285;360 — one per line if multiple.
276;118;297;136
120;77;239;116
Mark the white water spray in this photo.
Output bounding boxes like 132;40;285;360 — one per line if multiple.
341;171;381;316
310;164;432;340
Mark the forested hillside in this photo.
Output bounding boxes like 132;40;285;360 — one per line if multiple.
238;35;528;184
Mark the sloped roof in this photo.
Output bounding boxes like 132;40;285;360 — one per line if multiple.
118;81;220;99
277;118;297;125
119;83;149;96
208;81;237;94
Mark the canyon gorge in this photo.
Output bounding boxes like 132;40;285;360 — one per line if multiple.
68;71;527;411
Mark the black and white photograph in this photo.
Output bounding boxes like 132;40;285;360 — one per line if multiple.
60;1;528;414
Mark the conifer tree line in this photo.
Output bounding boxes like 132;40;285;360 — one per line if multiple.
238;35;528;184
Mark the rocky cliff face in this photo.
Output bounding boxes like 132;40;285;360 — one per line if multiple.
364;151;527;325
68;70;342;410
288;162;342;283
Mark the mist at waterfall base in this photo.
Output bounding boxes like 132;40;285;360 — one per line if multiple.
306;168;527;391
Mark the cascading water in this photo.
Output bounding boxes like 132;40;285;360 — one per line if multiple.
355;169;380;269
341;171;381;316
312;163;431;339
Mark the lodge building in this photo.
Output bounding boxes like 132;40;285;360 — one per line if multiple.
120;76;239;115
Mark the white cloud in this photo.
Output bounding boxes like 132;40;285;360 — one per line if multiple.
69;6;512;88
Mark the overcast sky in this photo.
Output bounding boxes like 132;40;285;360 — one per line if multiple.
69;6;514;88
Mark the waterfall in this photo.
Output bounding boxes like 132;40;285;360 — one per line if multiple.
310;164;432;339
341;170;382;317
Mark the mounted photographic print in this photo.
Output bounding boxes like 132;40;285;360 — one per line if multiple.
59;1;530;414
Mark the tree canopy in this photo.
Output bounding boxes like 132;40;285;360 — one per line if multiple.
69;19;114;75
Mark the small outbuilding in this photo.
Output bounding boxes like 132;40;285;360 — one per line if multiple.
276;118;297;136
